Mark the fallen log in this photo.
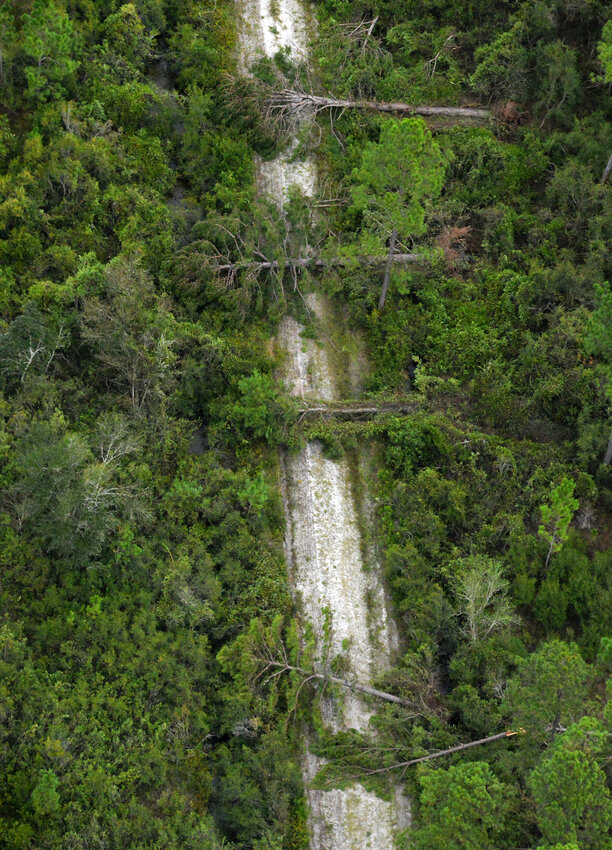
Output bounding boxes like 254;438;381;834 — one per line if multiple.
214;253;423;273
269;89;491;122
601;152;612;184
297;401;415;422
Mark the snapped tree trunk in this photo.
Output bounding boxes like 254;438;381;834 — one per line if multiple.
379;228;397;311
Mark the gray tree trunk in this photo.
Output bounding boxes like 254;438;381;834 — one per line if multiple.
215;251;422;274
604;426;612;466
378;228;398;311
274;89;491;121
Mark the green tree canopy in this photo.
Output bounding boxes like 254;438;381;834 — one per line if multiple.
528;718;612;849
504;640;590;743
349;117;444;308
411;761;512;850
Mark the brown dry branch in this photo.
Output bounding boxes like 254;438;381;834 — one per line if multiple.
435;225;472;265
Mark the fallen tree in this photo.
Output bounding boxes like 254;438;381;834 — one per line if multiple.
229;616;431;718
328;729;527;783
267;88;492;123
297;401;416;422
260;659;416;708
213;252;423;274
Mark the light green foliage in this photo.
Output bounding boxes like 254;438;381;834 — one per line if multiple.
103;3;155;69
31;769;60;817
538;478;579;567
410;761;511;850
597;20;612;82
238;472;270;515
450;556;517;644
231;368;295;442
350;118;444;254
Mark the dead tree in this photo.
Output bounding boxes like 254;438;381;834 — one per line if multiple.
601;153;612;184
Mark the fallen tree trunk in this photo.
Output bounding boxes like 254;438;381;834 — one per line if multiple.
333;729;527;783
603;427;612;466
297;401;415;422
601;153;612;184
264;660;416;707
214;253;423;273
379;227;397;310
270;89;491;121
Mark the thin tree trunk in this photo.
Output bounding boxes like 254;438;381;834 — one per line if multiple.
378;228;397;311
265;660;414;707
601;153;612;184
214;253;422;273
334;729;525;783
603;426;612;465
272;89;491;121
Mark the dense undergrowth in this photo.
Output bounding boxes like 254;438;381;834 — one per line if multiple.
0;1;303;847
0;0;611;848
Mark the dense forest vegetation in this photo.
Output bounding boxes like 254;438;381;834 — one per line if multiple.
0;0;610;848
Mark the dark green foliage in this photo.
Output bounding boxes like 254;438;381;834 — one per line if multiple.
0;0;305;847
408;761;512;850
0;0;610;844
